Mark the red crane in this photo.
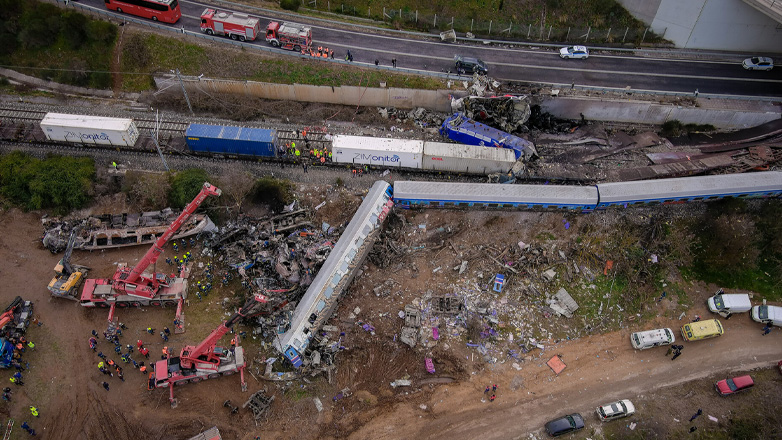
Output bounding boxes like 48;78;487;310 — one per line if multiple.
80;182;221;328
152;293;268;408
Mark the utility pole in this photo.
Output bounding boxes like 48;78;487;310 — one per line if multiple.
175;68;194;115
153;110;170;172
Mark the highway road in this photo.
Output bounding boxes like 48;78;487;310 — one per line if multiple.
78;0;782;97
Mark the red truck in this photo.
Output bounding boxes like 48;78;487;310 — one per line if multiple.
265;21;312;52
200;8;261;42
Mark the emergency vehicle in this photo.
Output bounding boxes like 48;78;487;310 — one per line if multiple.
265;21;312;52
200;8;261;42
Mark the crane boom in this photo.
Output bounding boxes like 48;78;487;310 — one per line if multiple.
124;182;221;285
180;293;268;368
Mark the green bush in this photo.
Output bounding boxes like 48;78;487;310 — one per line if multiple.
252;177;294;213
169;168;212;209
0;151;94;212
280;0;301;12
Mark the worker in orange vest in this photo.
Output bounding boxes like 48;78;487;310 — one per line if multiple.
162;346;169;358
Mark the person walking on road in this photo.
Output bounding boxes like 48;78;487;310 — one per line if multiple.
29;406;39;417
103;381;110;391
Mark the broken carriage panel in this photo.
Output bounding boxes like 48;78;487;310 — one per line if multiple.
274;181;394;367
439;113;537;161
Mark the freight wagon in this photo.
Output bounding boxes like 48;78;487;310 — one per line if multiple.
421;141;516;174
40;113;140;147
332;135;423;168
185;124;277;157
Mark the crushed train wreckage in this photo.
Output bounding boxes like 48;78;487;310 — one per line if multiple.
41;209;216;253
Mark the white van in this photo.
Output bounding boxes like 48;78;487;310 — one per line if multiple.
751;305;782;327
630;328;675;350
707;290;752;318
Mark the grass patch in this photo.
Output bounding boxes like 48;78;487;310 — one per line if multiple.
118;29;444;92
688;200;782;298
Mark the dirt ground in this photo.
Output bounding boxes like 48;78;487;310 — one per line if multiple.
1;180;781;440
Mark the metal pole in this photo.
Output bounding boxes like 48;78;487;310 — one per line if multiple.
153;110;170;171
548;25;552;40
175;69;194;115
470;19;473;33
489;20;492;35
434;14;437;27
623;27;628;43
641;27;648;43
585;26;590;41
416;10;418;23
606;27;611;41
566;27;570;40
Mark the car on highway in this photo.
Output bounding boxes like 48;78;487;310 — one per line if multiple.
454;55;488;75
545;413;585;437
742;57;774;71
715;375;754;396
596;399;635;421
559;45;589;59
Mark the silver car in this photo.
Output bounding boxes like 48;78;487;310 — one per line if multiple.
559;45;589;59
742;57;773;71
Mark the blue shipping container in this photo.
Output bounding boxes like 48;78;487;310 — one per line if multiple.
185;124;277;157
439;113;537;161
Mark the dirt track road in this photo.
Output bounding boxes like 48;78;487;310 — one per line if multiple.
351;312;782;439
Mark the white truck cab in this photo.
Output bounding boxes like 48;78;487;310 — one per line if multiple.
707;290;752;318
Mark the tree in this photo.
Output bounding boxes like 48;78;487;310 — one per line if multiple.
169;168;211;209
217;167;256;217
61;11;88;50
124;171;170;210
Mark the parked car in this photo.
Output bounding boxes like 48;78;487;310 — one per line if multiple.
545;413;585;437
715;375;754;396
559;46;589;59
751;305;782;326
454;55;488;75
596;399;635;421
742;57;774;71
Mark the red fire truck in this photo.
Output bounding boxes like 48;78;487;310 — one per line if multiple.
265;21;312;52
200;8;261;42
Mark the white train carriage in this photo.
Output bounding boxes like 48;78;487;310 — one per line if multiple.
596;172;782;208
40;113;140;147
394;181;599;211
275;181;394;367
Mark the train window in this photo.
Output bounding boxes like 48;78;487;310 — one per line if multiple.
503;204;513;208
707;196;719;200
430;201;440;206
444;202;455;207
458;203;470;207
692;197;703;201
738;194;748;198
488;203;499;208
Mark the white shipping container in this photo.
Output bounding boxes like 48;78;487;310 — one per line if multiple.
40;113;140;147
332;135;422;168
422;142;516;174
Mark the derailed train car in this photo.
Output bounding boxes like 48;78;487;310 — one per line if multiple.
393;171;782;212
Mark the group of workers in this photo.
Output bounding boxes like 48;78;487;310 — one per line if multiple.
4;332;39;436
301;45;334;59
